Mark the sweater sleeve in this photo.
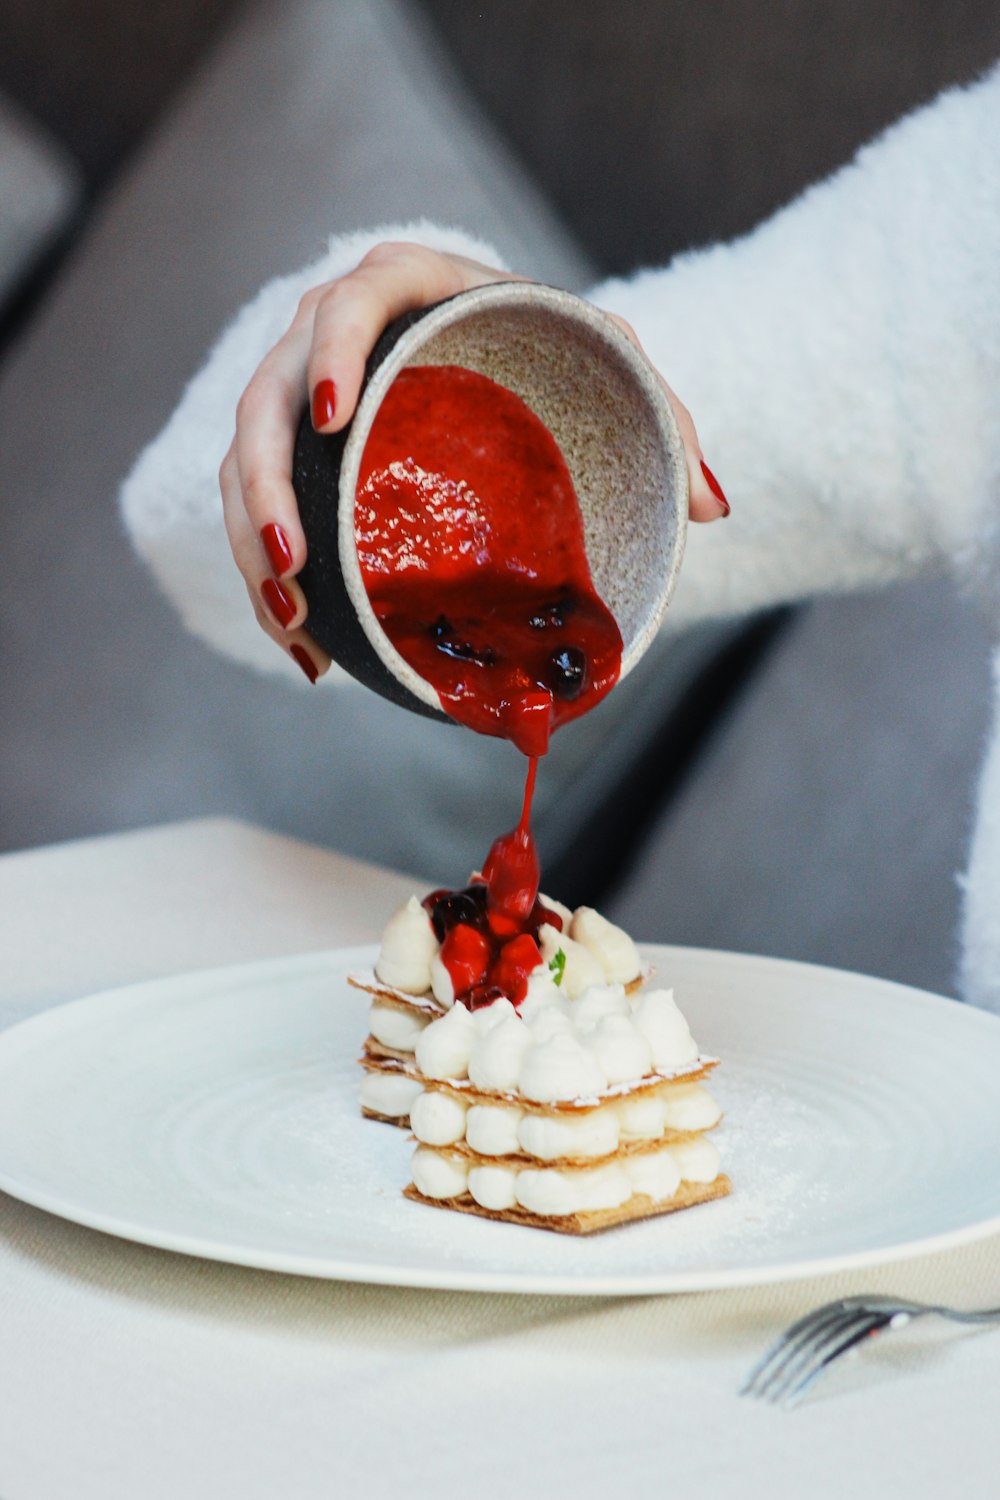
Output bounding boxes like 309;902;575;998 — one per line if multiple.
119;221;510;685
587;62;1000;633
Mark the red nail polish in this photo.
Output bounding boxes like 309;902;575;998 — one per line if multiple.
311;378;337;430
261;522;293;575
261;577;296;629
700;460;730;517
290;644;318;684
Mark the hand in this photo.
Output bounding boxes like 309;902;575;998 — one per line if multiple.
219;241;730;681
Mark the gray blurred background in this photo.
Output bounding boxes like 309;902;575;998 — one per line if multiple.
1;0;998;995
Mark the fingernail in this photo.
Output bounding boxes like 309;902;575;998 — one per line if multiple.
311;378;337;430
261;522;293;576
290;644;318;684
700;459;730;517
261;577;296;629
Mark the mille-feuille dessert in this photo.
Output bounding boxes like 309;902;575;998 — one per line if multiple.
353;887;731;1235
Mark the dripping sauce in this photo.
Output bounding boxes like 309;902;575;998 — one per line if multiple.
356;365;623;1004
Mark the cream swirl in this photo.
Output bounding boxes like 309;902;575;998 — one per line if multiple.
570;906;642;984
468;1016;535;1090
411;1147;468;1199
414;1003;477;1081
359;1071;424;1119
537;923;605;1000
517;1032;609;1102
374;896;439;994
515;1163;631;1216
587;1013;654;1084
369;1000;430;1051
410;1088;468;1146
517;1106;619;1161
465;1103;523;1155
632;988;700;1069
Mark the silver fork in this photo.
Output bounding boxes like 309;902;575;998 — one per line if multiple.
741;1294;1000;1409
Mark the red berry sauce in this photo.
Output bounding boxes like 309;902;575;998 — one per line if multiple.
357;365;623;1006
420;759;558;1006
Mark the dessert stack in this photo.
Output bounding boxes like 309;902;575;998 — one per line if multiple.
352;891;731;1235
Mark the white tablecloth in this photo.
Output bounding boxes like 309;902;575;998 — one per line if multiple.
1;819;997;1499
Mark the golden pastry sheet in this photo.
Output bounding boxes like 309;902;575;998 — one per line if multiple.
359;1043;719;1114
402;1175;732;1236
360;1106;412;1128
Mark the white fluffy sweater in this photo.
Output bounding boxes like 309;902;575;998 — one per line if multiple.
121;67;1000;1008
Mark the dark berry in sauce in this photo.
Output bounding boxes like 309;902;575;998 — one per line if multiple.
549;645;587;700
528;596;574;630
435;637;497;667
425;883;488;942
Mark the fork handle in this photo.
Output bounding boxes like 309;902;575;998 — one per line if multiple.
839;1296;1000;1325
930;1305;1000;1325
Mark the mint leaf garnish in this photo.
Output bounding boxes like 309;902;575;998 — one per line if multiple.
549;948;566;986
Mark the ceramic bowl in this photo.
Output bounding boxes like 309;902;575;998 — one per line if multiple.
292;280;688;722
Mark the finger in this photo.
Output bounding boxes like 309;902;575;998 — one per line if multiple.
221;442;264;590
306;242;507;436
242;580;332;683
603;311;730;523
233;303;318;576
224;438;309;632
660;376;730;523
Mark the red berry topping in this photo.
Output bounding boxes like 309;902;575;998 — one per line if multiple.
486;908;521;942
490;933;543;1005
440;923;491;998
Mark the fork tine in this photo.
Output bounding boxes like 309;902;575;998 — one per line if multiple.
740;1302;853;1396
751;1309;885;1404
782;1312;892;1409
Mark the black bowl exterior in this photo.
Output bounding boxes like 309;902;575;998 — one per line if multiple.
292;304;452;722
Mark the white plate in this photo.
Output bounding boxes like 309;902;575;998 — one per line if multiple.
0;945;998;1295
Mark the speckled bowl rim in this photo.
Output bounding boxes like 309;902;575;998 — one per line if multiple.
337;281;688;713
